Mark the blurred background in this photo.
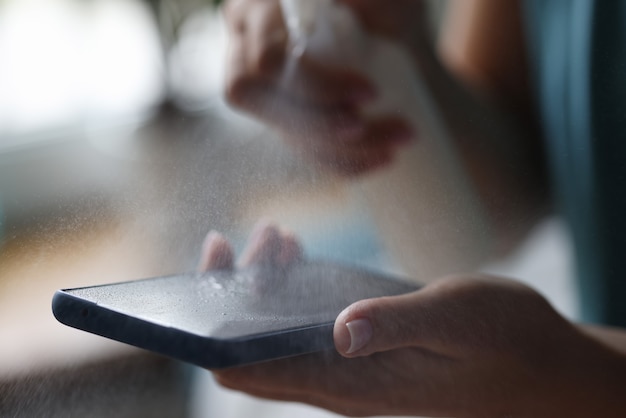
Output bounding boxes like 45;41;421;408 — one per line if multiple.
0;0;577;417
0;0;392;415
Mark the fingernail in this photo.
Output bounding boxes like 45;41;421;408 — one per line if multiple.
345;318;373;354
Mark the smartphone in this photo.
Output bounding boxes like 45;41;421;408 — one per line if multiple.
52;261;419;369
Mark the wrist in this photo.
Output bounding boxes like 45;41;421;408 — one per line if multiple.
571;345;626;417
578;329;626;417
538;328;626;418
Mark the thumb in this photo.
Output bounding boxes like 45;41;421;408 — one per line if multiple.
333;291;439;358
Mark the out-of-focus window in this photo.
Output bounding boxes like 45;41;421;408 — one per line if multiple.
0;0;164;148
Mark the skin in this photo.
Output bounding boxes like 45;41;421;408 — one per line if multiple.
200;224;626;418
214;0;626;416
224;0;547;250
223;0;426;176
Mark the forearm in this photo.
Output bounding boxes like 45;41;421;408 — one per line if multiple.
543;324;626;418
357;44;548;279
408;45;550;253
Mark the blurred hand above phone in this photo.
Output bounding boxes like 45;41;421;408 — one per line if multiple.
223;0;432;175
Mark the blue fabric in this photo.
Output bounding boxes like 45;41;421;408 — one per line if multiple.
524;0;626;326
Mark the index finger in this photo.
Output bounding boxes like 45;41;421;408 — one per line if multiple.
197;231;235;272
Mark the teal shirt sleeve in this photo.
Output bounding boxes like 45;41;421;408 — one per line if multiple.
524;0;626;326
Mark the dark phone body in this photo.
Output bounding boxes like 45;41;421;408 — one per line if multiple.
52;261;419;369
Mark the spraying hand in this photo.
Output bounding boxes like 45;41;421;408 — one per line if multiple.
223;0;430;176
198;225;626;418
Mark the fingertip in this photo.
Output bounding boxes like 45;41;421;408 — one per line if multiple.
238;221;282;267
333;319;351;356
276;230;304;269
249;220;279;249
334;300;375;357
334;315;373;357
246;0;288;76
198;231;234;271
334;294;423;357
251;218;277;236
